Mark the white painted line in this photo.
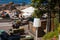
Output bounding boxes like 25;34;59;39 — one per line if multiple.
0;22;12;27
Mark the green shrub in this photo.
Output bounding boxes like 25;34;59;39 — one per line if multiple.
58;24;60;34
43;31;59;40
41;16;60;40
54;18;59;30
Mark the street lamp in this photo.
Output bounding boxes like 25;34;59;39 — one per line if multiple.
33;18;41;40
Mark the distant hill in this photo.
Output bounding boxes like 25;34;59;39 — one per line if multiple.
0;0;31;5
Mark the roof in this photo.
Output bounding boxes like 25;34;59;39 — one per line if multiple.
21;7;35;13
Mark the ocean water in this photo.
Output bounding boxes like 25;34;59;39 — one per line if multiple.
0;0;31;5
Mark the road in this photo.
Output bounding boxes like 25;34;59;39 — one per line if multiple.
0;26;12;33
0;21;12;33
0;20;42;40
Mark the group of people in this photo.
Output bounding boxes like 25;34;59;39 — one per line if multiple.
0;2;22;19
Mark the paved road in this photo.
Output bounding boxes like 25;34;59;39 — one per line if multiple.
0;26;12;33
0;22;12;27
0;21;12;33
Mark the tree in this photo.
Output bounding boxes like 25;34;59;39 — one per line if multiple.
31;0;59;31
31;0;46;8
31;0;48;37
31;0;46;18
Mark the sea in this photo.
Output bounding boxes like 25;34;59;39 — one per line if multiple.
0;0;31;5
